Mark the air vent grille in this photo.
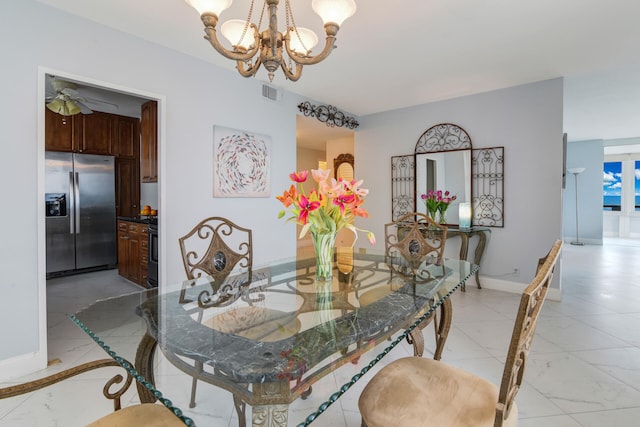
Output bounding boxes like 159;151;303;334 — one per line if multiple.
262;84;281;102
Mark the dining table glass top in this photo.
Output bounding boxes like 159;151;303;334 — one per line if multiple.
71;249;477;427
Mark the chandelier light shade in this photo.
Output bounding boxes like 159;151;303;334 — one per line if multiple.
184;0;357;82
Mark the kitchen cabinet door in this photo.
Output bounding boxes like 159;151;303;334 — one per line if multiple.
113;115;140;159
140;100;158;183
118;222;141;284
115;158;140;218
78;112;112;155
45;108;76;152
117;220;149;287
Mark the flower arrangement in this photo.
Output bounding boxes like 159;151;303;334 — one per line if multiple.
276;169;376;245
421;190;457;224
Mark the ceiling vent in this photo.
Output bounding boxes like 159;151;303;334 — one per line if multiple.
262;84;281;102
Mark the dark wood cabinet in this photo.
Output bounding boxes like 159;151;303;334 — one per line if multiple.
45;110;140;157
77;112;112;155
117;220;149;287
45;109;113;155
113;115;140;159
140;100;158;183
45;108;76;152
115;158;140;218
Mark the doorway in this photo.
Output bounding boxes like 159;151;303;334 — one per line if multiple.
295;114;356;257
39;68;163;362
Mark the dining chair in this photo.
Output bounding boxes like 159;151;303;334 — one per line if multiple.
178;216;254;408
384;212;448;279
358;212;449;359
358;239;563;427
178;216;300;412
0;359;185;426
179;216;253;283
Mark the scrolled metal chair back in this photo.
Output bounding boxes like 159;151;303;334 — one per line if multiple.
495;240;562;426
384;212;447;280
179;216;253;282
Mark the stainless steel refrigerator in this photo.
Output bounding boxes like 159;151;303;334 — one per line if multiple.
45;151;117;276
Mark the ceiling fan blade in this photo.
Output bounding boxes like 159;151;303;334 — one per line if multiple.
83;96;119;109
75;100;94;114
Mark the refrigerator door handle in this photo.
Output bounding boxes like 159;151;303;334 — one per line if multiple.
69;171;75;235
74;172;81;234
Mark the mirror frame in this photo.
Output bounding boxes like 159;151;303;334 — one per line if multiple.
414;124;473;226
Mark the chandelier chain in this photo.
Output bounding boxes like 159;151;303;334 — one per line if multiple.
236;0;260;52
285;0;310;55
257;1;266;34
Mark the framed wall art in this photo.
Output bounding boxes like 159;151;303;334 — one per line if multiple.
213;126;271;197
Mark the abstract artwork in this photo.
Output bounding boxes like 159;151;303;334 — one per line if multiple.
213;126;271;197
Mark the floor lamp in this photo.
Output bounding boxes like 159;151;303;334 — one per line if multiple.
568;167;586;246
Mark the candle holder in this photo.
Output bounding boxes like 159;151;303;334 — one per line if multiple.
459;202;472;229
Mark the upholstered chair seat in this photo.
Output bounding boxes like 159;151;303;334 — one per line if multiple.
87;403;185;427
358;357;517;427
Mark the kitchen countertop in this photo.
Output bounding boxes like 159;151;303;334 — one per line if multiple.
117;216;157;225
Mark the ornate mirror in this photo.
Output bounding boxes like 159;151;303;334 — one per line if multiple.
334;153;354;180
414;124;472;225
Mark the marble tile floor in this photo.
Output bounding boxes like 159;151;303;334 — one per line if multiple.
2;239;640;426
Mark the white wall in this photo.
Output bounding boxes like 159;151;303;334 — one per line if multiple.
0;0;302;379
356;78;565;294
563;139;604;244
0;1;567;380
297;147;326;172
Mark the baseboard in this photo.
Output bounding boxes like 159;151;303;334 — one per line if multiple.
0;351;47;382
479;276;561;301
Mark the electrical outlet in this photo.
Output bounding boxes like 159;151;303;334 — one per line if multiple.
512;267;520;276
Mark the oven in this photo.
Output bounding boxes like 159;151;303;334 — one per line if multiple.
148;220;158;288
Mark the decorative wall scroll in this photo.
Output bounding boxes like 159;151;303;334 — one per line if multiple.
213;126;271;197
298;102;359;129
391;155;415;220
472;147;504;227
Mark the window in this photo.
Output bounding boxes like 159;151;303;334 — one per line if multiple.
603;161;622;211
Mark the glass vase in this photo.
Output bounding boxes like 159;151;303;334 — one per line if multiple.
311;230;337;282
437;208;448;224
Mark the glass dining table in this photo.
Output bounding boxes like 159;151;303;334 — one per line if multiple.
71;248;477;427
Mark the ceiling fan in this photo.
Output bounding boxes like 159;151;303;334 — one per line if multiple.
45;77;117;116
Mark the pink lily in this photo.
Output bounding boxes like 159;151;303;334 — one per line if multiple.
297;194;320;224
333;193;356;214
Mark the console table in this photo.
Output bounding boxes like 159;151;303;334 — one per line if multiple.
445;226;490;290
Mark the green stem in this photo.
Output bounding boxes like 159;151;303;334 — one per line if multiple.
311;230;337;282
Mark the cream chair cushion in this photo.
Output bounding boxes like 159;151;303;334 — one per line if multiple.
359;357;518;427
87;403;185;427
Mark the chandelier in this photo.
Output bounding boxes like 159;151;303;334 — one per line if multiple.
184;0;356;82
